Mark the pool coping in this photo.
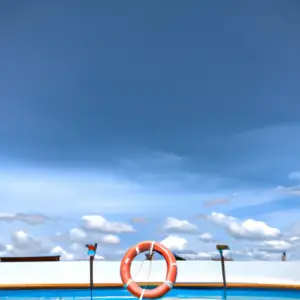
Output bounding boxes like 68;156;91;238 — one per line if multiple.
1;283;300;290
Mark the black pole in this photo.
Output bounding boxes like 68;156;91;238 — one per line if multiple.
90;255;94;300
87;243;97;300
219;250;227;300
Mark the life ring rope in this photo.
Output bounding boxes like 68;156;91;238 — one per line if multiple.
139;288;145;300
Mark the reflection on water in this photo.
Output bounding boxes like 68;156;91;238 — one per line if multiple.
1;288;300;300
1;297;300;300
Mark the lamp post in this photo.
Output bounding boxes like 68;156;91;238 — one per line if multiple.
86;243;98;300
216;244;229;300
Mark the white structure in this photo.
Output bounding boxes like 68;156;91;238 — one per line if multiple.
0;260;300;288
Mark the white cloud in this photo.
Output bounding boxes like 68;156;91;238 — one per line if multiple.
289;236;300;243
11;230;33;249
232;249;280;261
160;236;188;251
182;252;212;260
51;244;106;261
101;234;120;244
95;254;105;260
69;228;87;243
162;217;198;234
259;240;292;252
198;233;214;243
207;212;282;241
64;228;121;246
0;227;112;260
81;215;135;234
51;246;75;260
3;230;48;256
256;236;300;253
159;235;214;260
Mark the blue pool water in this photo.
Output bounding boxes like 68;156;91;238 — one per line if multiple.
0;288;300;300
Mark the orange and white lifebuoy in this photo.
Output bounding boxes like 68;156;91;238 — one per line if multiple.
120;240;177;299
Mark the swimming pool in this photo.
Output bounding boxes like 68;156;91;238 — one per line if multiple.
0;287;300;299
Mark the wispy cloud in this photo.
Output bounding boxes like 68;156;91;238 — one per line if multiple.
130;217;148;224
204;198;230;207
288;171;300;181
228;197;300;218
276;185;300;196
1;152;283;218
0;167;162;215
0;213;50;225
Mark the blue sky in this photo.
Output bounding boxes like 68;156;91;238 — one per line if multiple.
1;0;300;261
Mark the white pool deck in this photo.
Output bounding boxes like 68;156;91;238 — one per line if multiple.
0;260;299;289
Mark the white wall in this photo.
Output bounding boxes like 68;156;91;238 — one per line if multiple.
0;260;299;286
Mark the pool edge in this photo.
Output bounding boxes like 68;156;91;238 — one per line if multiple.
1;283;300;290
